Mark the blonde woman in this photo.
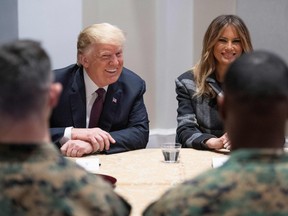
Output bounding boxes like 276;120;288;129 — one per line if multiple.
176;15;253;150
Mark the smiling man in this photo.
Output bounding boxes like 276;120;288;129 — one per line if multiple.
50;23;149;157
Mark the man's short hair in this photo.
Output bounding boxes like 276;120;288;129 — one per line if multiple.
0;40;52;119
224;50;288;101
77;23;126;56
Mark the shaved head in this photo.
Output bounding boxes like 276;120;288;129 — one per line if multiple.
220;50;288;150
224;51;288;100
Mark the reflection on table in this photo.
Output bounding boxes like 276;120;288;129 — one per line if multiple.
70;148;229;216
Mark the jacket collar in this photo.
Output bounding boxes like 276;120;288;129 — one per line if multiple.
206;73;223;97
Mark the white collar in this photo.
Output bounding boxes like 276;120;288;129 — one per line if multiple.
83;68;108;97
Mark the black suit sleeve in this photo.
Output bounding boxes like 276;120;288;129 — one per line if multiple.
106;79;149;154
50;128;66;148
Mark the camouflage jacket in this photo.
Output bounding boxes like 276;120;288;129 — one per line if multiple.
144;149;288;216
0;143;130;216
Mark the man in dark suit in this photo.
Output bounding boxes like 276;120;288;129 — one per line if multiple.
50;23;149;157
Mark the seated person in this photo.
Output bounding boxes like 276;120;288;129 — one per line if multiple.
50;23;149;157
176;15;253;150
0;40;130;215
144;50;288;215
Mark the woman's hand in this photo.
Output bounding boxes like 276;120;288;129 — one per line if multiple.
205;133;230;150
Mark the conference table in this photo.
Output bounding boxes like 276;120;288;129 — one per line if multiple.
70;148;229;216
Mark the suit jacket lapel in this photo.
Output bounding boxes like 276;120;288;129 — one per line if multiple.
206;75;223;97
70;67;87;128
99;82;122;131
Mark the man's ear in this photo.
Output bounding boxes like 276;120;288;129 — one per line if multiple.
217;95;226;120
78;54;89;68
49;83;62;108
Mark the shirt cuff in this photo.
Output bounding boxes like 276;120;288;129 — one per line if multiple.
59;126;73;145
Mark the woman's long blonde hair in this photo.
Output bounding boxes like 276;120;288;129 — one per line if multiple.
193;15;253;98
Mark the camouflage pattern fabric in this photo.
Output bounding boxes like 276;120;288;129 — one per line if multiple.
0;143;130;216
144;149;288;216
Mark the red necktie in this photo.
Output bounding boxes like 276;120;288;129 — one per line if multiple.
88;88;105;128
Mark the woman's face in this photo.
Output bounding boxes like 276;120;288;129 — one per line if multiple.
213;25;243;71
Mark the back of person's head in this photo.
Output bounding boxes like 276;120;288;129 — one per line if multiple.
77;23;126;63
0;40;52;120
224;50;288;102
222;50;288;149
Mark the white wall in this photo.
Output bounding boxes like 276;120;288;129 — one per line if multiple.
154;0;194;129
237;0;288;64
0;0;18;43
18;0;82;69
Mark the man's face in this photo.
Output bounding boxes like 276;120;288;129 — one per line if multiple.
82;43;124;87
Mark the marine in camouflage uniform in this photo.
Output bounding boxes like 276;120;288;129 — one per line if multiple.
144;50;288;215
0;143;131;216
144;149;288;216
0;39;131;216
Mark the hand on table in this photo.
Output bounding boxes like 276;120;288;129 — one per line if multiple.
61;139;93;157
205;133;230;150
221;133;231;150
61;128;116;157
